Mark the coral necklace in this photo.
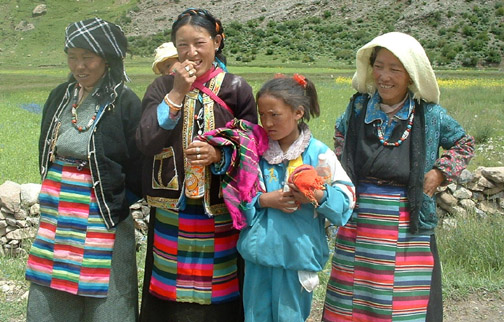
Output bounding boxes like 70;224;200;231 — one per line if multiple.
71;84;99;132
376;107;415;147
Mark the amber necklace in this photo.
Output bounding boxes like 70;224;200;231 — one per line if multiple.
71;84;99;132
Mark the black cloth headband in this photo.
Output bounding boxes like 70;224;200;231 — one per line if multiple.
64;17;127;61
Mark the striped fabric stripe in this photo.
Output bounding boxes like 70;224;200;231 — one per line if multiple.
26;159;116;298
323;183;434;322
150;205;240;304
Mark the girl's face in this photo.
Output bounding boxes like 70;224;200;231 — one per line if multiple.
175;24;221;77
258;94;304;151
372;48;411;105
67;48;106;90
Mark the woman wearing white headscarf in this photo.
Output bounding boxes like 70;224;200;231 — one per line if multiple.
323;32;474;322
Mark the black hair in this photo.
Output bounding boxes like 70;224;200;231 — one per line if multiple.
256;75;320;122
370;46;384;66
171;8;226;65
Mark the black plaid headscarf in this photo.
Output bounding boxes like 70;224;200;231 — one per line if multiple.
64;18;128;101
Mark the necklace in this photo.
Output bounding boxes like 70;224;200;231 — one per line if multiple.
71;84;99;132
376;107;415;147
194;107;204;135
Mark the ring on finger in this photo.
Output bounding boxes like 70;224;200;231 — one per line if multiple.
196;147;200;153
185;65;191;72
188;69;195;77
197;154;201;160
171;68;177;74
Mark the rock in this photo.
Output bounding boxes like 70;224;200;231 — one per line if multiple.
134;218;148;233
0;220;6;229
483;185;504;196
477;176;495;189
6;227;36;240
443;218;457;230
479;201;503;215
20;183;41;207
451;206;467;217
5;216;17;227
460;199;476;210
458;169;474;184
14;21;35;32
466;181;485;192
32;4;47;17
438;191;458;208
487;191;504;201
131;210;144;220
481;167;504;183
447;183;457;193
453;187;472;199
30;203;40;216
0;181;21;213
14;208;27;220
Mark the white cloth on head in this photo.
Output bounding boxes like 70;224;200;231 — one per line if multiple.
351;32;440;104
152;42;178;74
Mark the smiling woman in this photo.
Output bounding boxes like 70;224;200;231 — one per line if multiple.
136;8;258;322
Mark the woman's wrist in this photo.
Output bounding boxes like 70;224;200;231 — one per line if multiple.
167;91;185;106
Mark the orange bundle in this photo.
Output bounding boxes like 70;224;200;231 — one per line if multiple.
288;165;325;207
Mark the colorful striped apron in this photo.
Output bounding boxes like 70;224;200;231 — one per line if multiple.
323;182;434;322
149;201;240;304
26;158;116;298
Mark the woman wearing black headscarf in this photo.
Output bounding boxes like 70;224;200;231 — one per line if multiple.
25;18;142;322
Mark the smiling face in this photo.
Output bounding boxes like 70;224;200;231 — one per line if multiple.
67;48;106;90
175;24;221;77
258;94;304;151
372;48;411;105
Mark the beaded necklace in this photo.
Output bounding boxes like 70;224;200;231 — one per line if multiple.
376;107;415;147
71;84;99;132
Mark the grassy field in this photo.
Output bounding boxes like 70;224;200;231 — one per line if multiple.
1;62;504;321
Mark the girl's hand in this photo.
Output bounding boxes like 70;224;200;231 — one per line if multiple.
167;60;197;104
186;141;221;167
424;168;445;197
259;190;298;213
288;183;324;205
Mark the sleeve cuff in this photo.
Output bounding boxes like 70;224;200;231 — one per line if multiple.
157;100;181;130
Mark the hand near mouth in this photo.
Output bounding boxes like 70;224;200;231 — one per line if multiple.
168;60;198;104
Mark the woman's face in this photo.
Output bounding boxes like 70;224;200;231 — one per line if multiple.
372;48;411;105
67;48;106;90
175;24;221;77
258;94;304;150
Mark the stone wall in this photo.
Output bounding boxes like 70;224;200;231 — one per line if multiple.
1;166;503;256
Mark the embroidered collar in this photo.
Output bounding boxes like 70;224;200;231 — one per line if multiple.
263;123;312;164
364;91;414;125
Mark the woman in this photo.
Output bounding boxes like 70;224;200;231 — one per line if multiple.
136;8;257;322
25;18;142;321
323;32;474;322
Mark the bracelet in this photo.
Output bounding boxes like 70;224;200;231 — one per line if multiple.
164;94;183;111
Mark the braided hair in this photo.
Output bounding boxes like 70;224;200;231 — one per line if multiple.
171;8;226;66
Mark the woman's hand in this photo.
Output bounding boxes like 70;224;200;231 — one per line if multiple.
259;190;298;213
423;168;445;197
167;60;197;104
186;141;221;167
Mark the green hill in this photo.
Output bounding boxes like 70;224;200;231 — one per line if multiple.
0;0;503;68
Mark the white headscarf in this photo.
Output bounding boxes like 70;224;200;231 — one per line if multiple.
351;32;440;104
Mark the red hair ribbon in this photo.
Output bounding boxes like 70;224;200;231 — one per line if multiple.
293;73;307;88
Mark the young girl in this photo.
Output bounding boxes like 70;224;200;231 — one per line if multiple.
237;74;356;322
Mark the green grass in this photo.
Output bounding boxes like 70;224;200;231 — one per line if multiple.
437;211;504;300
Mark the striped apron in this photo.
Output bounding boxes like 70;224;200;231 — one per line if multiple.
323;182;434;322
149;200;240;304
26;158;116;298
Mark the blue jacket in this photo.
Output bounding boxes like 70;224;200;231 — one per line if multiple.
237;137;354;272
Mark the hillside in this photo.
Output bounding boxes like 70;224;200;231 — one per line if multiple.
0;0;503;68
